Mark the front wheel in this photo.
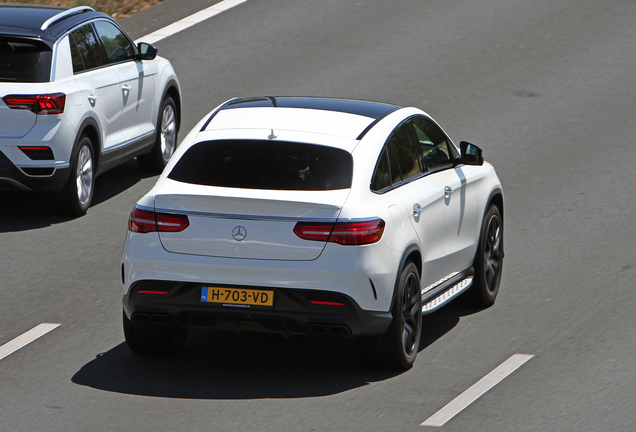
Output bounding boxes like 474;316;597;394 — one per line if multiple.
359;262;422;370
57;135;94;216
464;205;504;307
137;96;178;173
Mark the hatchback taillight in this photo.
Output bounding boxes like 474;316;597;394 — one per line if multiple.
3;93;66;115
294;218;385;246
128;207;189;233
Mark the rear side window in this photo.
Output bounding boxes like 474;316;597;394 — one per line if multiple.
70;24;107;72
168;140;353;191
0;38;52;83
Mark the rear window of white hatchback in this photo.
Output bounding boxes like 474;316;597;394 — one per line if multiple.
168;140;353;191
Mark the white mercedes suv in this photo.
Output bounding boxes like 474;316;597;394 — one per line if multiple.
0;5;181;215
121;97;504;369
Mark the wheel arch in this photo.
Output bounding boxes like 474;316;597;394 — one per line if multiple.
75;117;101;173
161;80;181;133
389;244;422;310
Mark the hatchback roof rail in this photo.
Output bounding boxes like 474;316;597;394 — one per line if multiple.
41;6;94;31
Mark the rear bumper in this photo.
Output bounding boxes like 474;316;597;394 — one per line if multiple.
123;280;393;336
0;150;69;191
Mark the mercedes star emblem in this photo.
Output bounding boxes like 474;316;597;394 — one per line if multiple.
232;226;247;241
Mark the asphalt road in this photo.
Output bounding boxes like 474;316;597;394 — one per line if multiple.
1;0;635;430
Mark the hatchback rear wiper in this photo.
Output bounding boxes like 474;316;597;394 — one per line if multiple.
0;77;18;81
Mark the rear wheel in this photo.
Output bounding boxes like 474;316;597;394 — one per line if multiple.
463;205;503;307
57;135;94;216
137;96;178;173
359;262;422;370
123;310;188;355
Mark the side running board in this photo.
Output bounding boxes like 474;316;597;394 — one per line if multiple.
421;275;473;315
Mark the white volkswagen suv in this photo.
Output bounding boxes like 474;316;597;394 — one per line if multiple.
0;5;181;215
121;97;504;369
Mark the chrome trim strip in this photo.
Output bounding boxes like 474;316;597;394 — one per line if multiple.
102;131;155;154
16;167;56;178
152;207;338;223
41;6;94;30
17;162;70;169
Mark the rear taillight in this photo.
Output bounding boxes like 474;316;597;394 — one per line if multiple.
294;218;385;246
128;207;189;233
3;93;66;115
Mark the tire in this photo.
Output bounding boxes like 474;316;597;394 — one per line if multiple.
464;205;504;308
359;262;422;370
123;310;188;355
137;96;178;173
57;135;94;216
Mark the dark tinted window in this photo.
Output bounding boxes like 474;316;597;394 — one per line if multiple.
70;24;107;72
169;140;353;191
387;122;423;182
411;116;453;172
371;148;391;192
93;21;135;64
0;38;52;82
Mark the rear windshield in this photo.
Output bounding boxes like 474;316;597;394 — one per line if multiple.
0;38;52;83
168;140;353;191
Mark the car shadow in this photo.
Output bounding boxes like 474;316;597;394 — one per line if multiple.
0;159;154;233
72;301;481;400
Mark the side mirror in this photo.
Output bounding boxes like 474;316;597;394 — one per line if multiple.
460;141;484;166
137;42;158;60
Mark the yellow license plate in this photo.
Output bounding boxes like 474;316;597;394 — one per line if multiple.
201;287;274;307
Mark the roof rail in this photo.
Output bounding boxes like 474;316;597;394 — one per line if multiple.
41;6;94;31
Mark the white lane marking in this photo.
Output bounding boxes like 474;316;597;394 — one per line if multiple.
421;353;534;427
136;0;249;44
0;323;61;362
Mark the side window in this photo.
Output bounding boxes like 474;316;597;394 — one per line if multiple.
371;148;391;192
69;34;84;73
93;21;135;64
411;116;454;172
387;122;423;183
70;24;107;72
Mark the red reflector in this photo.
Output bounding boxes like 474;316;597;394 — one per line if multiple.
138;290;169;295
3;93;66;114
294;218;385;245
128;207;189;233
309;300;345;306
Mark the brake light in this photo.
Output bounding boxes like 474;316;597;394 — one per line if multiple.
3;93;66;114
294;218;385;246
128;207;189;233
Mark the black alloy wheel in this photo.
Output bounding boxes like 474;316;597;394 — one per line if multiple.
359;261;422;370
465;205;503;307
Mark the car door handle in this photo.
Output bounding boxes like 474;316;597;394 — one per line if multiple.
413;203;423;215
121;84;131;96
87;94;97;107
444;186;453;197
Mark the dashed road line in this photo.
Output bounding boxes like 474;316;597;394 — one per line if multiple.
136;0;249;44
421;353;534;427
0;323;61;362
